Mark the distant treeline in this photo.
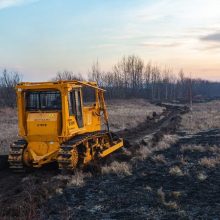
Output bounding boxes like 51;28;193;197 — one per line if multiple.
55;55;220;102
1;55;220;107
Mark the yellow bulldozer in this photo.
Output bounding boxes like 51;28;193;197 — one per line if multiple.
8;80;123;172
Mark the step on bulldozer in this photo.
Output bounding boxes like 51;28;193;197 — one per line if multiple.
8;81;123;172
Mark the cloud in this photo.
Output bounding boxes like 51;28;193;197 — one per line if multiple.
0;0;38;9
200;32;220;42
198;32;220;51
139;42;181;48
195;44;220;52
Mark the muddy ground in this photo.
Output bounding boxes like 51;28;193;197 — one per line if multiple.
0;102;220;220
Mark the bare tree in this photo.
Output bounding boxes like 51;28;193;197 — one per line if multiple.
88;60;103;86
0;69;22;107
54;71;84;81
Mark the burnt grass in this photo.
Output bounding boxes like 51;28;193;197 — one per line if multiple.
0;104;220;219
41;130;220;220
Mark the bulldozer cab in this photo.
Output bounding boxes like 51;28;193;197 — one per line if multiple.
16;81;108;143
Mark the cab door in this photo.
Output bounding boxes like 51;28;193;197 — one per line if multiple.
68;89;83;128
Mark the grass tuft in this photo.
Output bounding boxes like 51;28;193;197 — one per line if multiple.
67;171;91;187
169;166;184;176
102;161;132;177
199;156;220;168
157;187;178;209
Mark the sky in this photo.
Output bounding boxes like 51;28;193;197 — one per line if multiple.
0;0;220;81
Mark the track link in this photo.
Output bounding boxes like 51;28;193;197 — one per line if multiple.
8;140;27;173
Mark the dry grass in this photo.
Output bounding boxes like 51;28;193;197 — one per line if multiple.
181;144;220;154
157;187;178;209
197;172;208;181
181;101;220;133
157;187;166;203
152;154;166;163
171;191;182;199
181;145;205;153
107;99;163;131
130;134;179;170
53;171;92;187
102;161;132;177
133;135;178;163
145;185;152;192
53;174;71;182
209;145;220;154
178;155;188;165
154;135;179;151
0;108;18;155
67;171;92;187
135;145;151;161
169;166;184;176
199;156;220;168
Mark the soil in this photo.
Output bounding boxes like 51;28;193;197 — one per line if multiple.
0;103;220;220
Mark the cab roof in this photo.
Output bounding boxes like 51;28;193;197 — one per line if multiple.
16;80;105;92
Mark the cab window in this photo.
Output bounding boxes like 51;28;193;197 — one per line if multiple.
82;87;96;107
26;91;61;111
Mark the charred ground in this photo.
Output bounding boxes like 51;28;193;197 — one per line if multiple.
0;100;220;220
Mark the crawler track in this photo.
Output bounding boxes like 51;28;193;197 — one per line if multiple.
8;140;27;173
58;131;107;171
58;130;123;171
